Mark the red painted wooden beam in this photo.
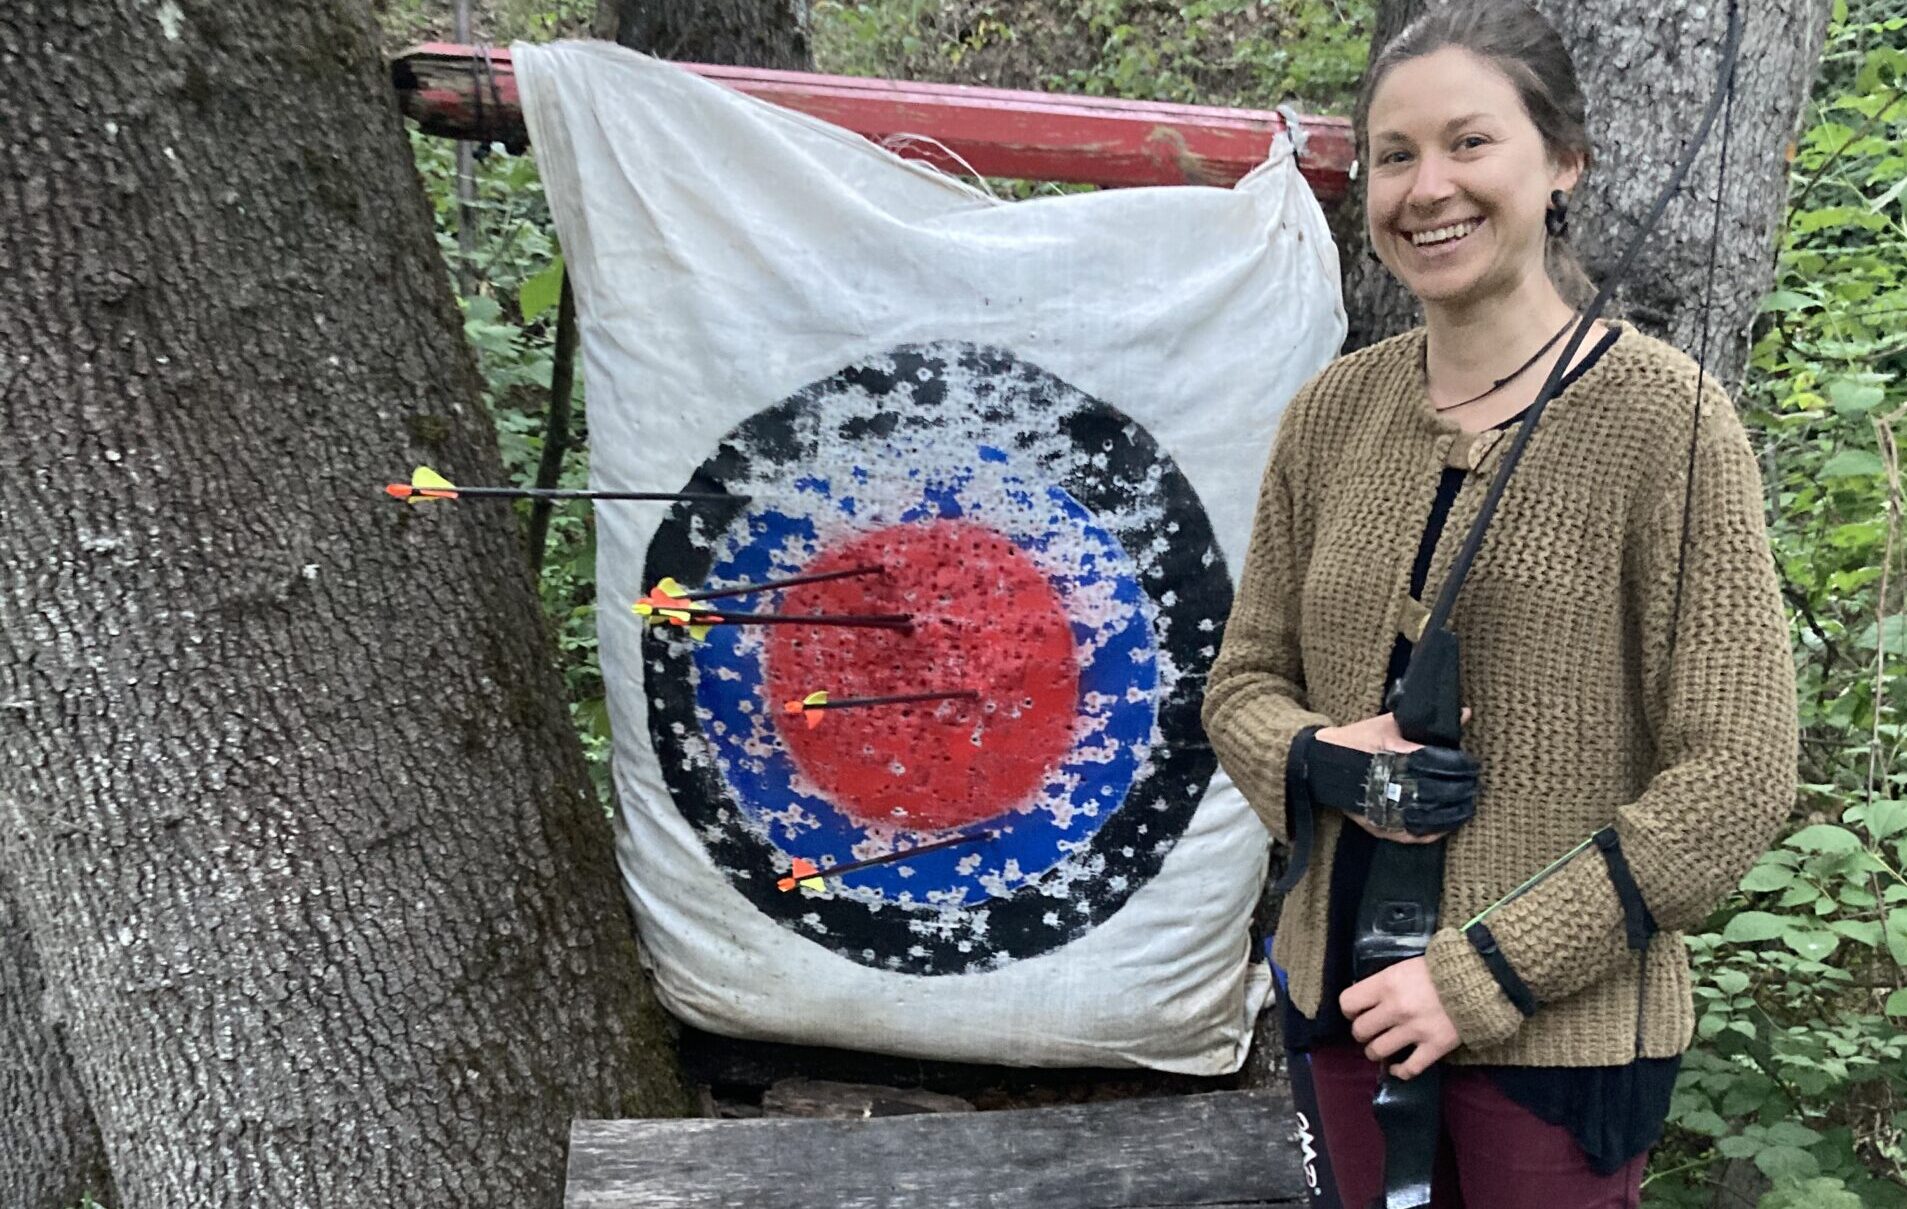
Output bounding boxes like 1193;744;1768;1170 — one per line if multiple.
390;43;1354;201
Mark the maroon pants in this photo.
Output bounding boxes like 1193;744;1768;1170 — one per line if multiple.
1308;1043;1646;1209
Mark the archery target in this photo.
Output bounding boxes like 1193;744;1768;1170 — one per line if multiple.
515;38;1347;1070
643;342;1227;975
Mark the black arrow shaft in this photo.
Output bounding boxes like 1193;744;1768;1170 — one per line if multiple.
442;485;742;503
814;830;997;879
811;690;977;710
683;563;883;602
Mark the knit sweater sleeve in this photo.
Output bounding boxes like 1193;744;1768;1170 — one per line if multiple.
1425;394;1798;1049
1201;392;1337;844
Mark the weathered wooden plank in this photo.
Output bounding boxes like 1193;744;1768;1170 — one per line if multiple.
389;44;1355;200
759;1077;976;1118
566;1089;1307;1208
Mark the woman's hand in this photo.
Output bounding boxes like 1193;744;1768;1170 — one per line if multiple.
1314;711;1470;844
1315;712;1414;755
1339;956;1460;1079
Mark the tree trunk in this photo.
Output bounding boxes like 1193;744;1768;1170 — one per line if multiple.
0;2;692;1205
594;0;812;69
1341;0;1832;389
0;871;113;1209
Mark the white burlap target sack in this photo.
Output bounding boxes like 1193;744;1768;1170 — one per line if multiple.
516;40;1344;1073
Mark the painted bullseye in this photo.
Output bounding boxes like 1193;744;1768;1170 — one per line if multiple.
765;521;1080;831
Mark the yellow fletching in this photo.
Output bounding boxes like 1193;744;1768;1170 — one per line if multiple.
804;691;829;707
655;577;688;598
412;466;456;490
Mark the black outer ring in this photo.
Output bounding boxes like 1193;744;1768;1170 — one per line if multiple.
641;342;1230;976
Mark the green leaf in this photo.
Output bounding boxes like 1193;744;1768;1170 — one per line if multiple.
519;256;565;324
1820;449;1885;478
1865;800;1907;840
1761;1178;1863;1209
1885;909;1907;964
1779;882;1825;908
1785;824;1864;854
1765;1121;1823;1146
1885;988;1907;1017
1754;1143;1820;1181
1723;911;1788;943
1827;920;1881;946
1717;1133;1760;1159
1826;378;1886;415
1759;289;1818;313
1839;885;1878;908
1678;1107;1730;1136
1782;928;1840;961
1714;969;1751;995
1741;861;1796;892
1865;172;1906;213
1721;1075;1777;1118
1853;614;1906;652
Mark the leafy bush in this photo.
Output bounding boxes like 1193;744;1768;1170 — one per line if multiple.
1647;1;1905;1202
813;0;1372;112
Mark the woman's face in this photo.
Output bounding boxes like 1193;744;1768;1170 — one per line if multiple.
1364;46;1581;310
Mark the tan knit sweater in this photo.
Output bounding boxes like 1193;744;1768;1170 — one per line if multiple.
1203;323;1797;1067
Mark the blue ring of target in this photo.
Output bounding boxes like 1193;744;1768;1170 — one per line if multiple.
691;466;1157;904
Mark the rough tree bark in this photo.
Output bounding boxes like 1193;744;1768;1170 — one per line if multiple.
0;1;692;1206
593;0;812;68
1340;0;1832;388
0;873;113;1209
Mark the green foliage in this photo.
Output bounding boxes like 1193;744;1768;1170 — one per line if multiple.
1646;2;1906;1203
409;127;615;801
812;0;1372;113
372;0;595;52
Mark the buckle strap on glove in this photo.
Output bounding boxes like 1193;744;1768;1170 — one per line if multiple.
1304;740;1480;836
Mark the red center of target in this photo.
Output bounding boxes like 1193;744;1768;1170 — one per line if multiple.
764;520;1080;832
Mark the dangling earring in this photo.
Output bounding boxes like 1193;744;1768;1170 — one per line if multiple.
1545;189;1571;237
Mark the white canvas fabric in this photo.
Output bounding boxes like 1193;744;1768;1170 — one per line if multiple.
516;40;1345;1073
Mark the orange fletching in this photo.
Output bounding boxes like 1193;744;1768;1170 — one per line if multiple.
777;857;824;893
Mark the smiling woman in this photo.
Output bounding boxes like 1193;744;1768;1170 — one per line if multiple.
1203;2;1798;1207
1356;14;1597;413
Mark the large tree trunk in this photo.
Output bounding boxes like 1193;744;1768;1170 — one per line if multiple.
0;1;692;1205
0;872;112;1209
594;0;812;68
1341;0;1832;388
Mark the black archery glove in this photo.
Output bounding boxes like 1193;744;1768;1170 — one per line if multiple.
1388;743;1480;835
1303;739;1479;837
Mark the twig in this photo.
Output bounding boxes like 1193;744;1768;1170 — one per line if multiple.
527;274;577;574
1868;405;1904;805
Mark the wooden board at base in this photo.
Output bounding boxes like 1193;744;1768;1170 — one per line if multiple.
566;1089;1308;1208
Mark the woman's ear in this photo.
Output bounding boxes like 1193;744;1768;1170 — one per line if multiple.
1551;150;1586;194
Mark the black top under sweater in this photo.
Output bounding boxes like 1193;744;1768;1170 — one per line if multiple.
1279;329;1679;1176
